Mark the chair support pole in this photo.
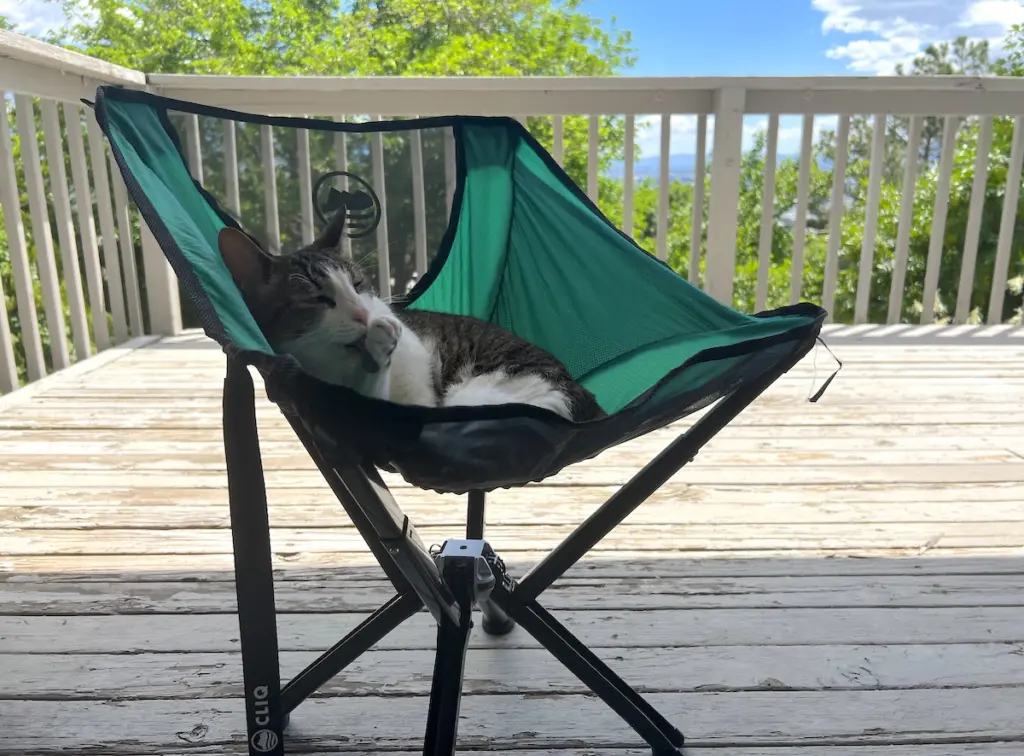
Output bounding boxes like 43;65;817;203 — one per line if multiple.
281;592;422;715
224;359;285;756
466;489;485;539
422;557;475;756
518;358;801;603
490;574;684;752
465;490;516;635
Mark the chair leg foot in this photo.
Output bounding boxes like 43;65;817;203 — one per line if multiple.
479;599;516;636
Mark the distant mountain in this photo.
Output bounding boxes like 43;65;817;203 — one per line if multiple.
607;154;700;183
607;152;807;183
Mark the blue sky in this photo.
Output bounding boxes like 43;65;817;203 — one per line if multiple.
586;0;1024;156
4;0;1023;156
589;0;852;76
588;0;1024;76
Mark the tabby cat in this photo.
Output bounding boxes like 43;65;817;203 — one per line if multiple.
217;215;605;422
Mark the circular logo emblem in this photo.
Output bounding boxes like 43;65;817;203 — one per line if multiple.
251;729;279;753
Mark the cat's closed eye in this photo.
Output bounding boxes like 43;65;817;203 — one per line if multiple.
315;295;336;308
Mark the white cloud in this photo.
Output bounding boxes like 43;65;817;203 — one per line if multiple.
0;0;66;36
812;0;1024;74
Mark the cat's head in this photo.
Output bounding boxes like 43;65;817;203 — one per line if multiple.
217;212;375;350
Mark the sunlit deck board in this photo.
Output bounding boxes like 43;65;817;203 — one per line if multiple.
1;325;1023;754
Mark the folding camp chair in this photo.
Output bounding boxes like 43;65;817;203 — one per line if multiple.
95;85;831;756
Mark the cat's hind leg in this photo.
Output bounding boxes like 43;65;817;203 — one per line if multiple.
442;368;573;419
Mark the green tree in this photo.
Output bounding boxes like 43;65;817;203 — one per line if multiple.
49;0;634;299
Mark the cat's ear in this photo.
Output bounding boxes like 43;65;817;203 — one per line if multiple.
315;210;352;261
218;227;276;297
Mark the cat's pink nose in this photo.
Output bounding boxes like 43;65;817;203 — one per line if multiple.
352;308;368;325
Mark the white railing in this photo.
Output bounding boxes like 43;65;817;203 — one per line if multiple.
1;31;1022;394
0;32;179;394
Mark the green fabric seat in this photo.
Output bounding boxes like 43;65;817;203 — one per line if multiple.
96;86;825;493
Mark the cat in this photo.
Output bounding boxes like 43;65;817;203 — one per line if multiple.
217;214;605;422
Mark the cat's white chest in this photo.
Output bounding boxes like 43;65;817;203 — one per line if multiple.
387;328;439;406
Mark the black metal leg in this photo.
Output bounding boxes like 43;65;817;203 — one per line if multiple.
491;583;683;753
281;592;422;715
224;359;285;756
422;611;472;756
518;367;798;603
465;491;516;636
422;549;476;756
466;490;485;539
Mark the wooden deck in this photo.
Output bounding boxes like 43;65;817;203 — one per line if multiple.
1;324;1023;755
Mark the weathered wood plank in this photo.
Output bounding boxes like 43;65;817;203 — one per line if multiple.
6;495;1022;529
5;522;1020;556
1;447;1019;471
4;573;1022;615
2;423;1020;445
0;747;1014;756
0;426;1019;450
6;554;1023;584
7;549;1024;577
7;688;1024;750
4;607;1022;653
5;482;1018;512
3;405;1023;431
1;461;1019;488
5;643;1023;700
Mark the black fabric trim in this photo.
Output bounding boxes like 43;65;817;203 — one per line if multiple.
96;86;525;136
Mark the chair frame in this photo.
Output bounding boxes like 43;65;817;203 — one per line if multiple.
223;341;804;756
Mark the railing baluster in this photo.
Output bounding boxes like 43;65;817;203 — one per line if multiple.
371;116;391;300
705;87;746;305
623;114;634;238
107;153;144;336
921;116;958;324
0;93;44;380
656;112;671;262
222;120;240;217
954;115;994;324
755;114;780;312
40;98;90;360
139;219;182;335
587;114;599;202
443;126;456;216
552;115;564;167
86;110;129;343
297;126;314;245
260;124;281;252
0;103;22;387
988;115;1024;324
15;94;70;369
0;274;15;391
822;115;850;322
888;115;923;324
854;113;886;324
183;113;204;184
689;114;707;287
789;114;815;305
64;102;109;350
332;117;352;262
409;124;428;277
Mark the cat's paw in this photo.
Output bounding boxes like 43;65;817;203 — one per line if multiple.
364;315;401;372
